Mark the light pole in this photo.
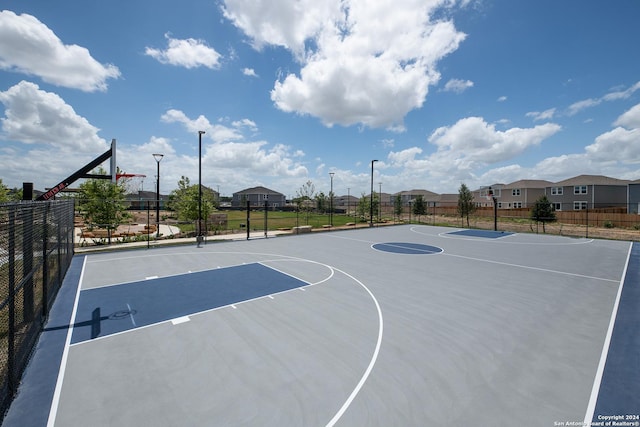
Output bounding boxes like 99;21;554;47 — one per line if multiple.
329;172;335;227
347;187;350;224
197;130;205;247
152;153;164;238
370;159;378;227
379;182;382;222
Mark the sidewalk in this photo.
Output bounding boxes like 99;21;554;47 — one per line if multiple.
74;225;292;253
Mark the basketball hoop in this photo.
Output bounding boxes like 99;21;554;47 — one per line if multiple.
117;173;146;195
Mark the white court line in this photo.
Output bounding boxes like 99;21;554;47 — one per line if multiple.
258;259;334;286
47;256;87;427
145;275;158;280
127;303;137;327
325;266;383;427
444;252;619;283
583;242;633;424
171;316;190;325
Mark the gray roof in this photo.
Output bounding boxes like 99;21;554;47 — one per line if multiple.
234;186;284;196
505;179;553;188
552;175;631;186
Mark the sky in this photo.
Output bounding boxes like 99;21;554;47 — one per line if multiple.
1;0;639;199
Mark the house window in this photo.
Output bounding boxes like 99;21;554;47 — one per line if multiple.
262;194;269;200
552;203;561;211
574;201;588;210
574;185;587;195
513;202;523;208
551;187;563;195
512;189;521;196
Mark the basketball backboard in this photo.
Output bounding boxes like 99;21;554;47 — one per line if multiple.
480;184;503;199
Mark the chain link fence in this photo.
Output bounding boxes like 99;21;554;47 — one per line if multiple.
0;199;75;416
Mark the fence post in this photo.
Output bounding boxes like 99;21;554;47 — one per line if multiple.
264;200;268;238
246;200;250;240
42;202;49;319
586;208;589;239
22;205;34;323
7;207;16;395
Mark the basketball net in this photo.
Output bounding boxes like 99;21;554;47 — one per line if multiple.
117;174;146;195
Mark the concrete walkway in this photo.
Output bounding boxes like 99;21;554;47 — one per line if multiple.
74;225;292;253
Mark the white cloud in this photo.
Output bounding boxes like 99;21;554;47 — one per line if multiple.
582;103;640;165
145;33;222;69
242;68;258;77
428;117;561;166
381;117;562;191
0;81;106;151
160;109;308;181
0;81;110;189
614;103;640;129
0;10;120;92
567;98;600;116
567;81;640;116
161;109;244;142
472;102;640;187
443;78;474;94
497;96;507;102
525;108;556;121
224;0;468;130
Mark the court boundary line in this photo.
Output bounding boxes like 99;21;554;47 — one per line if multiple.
582;241;633;424
46;256;87;427
443;252;619;283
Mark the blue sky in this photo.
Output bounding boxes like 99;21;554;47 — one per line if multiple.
1;0;639;198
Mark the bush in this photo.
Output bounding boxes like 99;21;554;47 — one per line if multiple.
604;220;614;229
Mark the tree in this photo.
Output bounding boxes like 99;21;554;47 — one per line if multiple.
294;180;316;224
78;167;129;231
0;179;8;203
530;195;556;233
315;191;327;213
357;193;368;222
394;194;403;222
168;176;217;225
412;195;426;223
457;183;476;227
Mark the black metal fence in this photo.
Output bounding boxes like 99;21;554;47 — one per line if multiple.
0;200;75;416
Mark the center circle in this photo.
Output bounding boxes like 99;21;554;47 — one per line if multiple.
372;242;443;255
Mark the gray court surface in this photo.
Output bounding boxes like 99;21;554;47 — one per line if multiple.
4;225;636;426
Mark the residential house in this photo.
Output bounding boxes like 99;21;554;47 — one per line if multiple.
232;186;286;208
497;180;551;209
394;189;439;206
472;184;505;208
545;175;630;211
627;180;640;214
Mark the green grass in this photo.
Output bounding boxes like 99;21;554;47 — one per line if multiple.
219;210;363;232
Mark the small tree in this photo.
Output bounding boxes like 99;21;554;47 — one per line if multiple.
78;167;129;231
357;193;368;222
0;179;8;203
168;176;217;228
530;195;556;233
394;194;403;222
457;183;476;227
315;191;327;213
412;195;426;223
295;180;316;224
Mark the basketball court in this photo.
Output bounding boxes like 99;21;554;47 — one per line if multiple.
3;224;638;426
